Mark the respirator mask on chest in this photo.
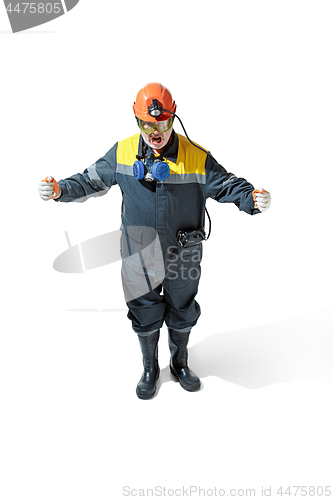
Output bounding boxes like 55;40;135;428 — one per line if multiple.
133;155;170;182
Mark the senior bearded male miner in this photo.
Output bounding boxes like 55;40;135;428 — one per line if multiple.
38;83;271;399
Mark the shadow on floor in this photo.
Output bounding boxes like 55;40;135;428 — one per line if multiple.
157;311;333;391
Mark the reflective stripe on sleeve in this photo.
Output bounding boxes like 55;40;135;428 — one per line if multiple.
87;164;110;191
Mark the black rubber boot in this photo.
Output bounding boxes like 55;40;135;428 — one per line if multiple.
168;328;201;392
136;330;160;400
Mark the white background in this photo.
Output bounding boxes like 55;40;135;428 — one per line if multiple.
1;1;333;499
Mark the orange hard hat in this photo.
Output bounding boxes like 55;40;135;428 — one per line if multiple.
133;83;177;121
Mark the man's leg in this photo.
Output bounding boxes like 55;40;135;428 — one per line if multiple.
121;261;166;333
163;245;202;391
168;328;201;391
136;329;160;399
121;263;166;398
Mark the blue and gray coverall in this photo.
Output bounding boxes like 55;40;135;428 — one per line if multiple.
56;131;260;334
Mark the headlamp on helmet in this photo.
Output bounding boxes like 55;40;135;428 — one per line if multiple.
133;83;177;122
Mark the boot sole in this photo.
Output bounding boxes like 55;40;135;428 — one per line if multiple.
170;366;201;392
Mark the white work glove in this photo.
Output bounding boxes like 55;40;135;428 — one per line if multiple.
38;176;61;201
253;188;271;212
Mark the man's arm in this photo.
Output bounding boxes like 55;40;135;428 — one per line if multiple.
38;143;118;203
55;143;118;203
205;155;270;215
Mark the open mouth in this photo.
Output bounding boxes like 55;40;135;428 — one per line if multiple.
150;136;162;145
